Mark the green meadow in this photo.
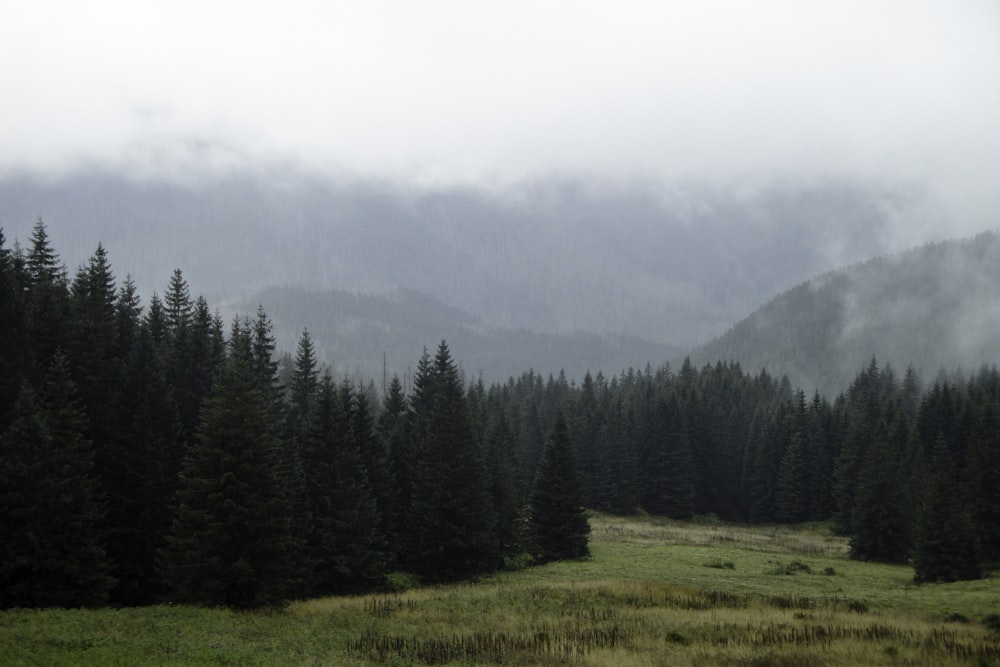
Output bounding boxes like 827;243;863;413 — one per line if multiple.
3;514;999;666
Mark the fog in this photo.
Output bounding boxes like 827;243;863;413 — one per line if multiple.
2;1;999;379
2;0;999;234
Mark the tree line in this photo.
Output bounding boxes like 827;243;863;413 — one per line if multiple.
1;221;997;609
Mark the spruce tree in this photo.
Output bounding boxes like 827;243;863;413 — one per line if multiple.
641;394;694;519
378;374;408;559
301;374;387;593
0;228;31;427
485;409;527;563
160;352;294;608
352;385;395;561
966;401;1000;566
68;244;120;459
911;436;982;583
848;413;911;563
530;411;590;563
102;316;182;604
0;360;112;608
24;219;71;376
407;341;496;579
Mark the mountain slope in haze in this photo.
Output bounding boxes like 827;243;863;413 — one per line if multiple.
0;168;939;349
234;286;682;385
689;231;1000;395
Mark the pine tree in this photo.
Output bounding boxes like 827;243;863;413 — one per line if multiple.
0;359;112;608
288;329;319;435
530;411;590;563
485;409;527;563
407;341;496;579
775;431;810;523
301;374;387;593
966;401;1000;566
24;219;70;375
114;275;142;361
0;228;31;427
103;319;182;604
352;384;395;561
378;374;408;559
911;436;982;583
641;394;694;519
68;244;120;452
160;352;294;608
848;412;911;563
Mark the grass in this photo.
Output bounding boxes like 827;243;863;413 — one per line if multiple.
2;514;998;665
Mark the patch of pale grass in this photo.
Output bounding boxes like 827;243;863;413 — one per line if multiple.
590;513;849;558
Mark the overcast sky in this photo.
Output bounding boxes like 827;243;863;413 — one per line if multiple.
2;0;999;228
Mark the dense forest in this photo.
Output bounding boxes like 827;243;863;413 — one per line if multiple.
1;221;998;610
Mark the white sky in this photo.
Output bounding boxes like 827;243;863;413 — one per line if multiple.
2;0;999;226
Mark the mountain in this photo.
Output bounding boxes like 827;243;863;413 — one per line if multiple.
231;286;681;385
0;168;938;350
689;231;1000;395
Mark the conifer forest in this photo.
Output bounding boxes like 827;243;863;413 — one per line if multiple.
2;220;999;610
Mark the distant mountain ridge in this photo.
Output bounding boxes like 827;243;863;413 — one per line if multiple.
0;169;938;350
234;285;683;385
689;231;1000;395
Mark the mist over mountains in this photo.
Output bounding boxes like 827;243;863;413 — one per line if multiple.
0;170;948;376
691;231;1000;396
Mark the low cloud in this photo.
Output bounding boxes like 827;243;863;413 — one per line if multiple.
1;0;998;235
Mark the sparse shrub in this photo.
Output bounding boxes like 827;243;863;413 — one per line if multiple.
384;571;420;592
786;560;812;574
766;559;812;575
703;558;735;570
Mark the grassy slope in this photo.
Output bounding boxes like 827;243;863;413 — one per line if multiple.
2;515;998;666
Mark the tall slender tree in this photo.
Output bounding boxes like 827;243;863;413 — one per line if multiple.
161;350;294;608
407;342;496;579
530;411;590;563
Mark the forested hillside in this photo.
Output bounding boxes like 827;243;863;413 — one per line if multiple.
2;222;998;611
691;231;1000;395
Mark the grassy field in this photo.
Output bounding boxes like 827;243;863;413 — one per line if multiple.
2;514;999;666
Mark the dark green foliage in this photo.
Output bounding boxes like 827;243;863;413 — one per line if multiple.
301;375;388;593
484;409;527;563
641;395;694;519
530;411;590;563
353;385;395;563
0;358;112;608
848;412;911;563
911;437;982;583
24;220;71;377
407;342;497;580
4;221;1000;605
0;228;31;427
378;374;408;556
160;353;294;608
594;396;640;515
102;318;182;605
966;399;1000;565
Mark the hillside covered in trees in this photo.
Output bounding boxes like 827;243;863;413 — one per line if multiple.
2;222;998;610
691;231;1000;396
